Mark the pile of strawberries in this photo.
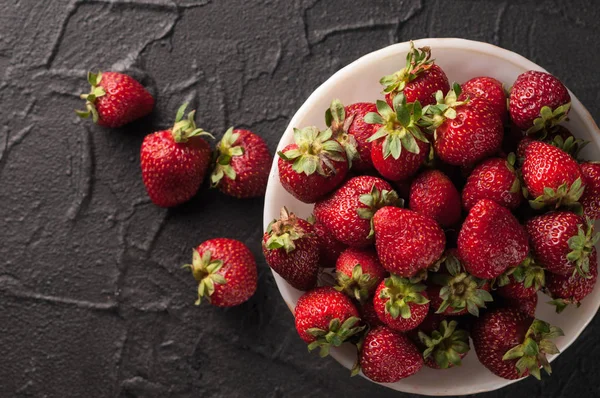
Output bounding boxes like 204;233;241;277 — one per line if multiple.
263;43;600;383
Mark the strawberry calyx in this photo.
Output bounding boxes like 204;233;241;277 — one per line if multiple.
549;134;588;159
380;41;434;95
170;103;214;143
419;83;469;133
364;94;428;160
528;177;585;212
306;316;365;358
380;274;429;319
566;218;599;278
75;71;107;123
496;255;545;291
506;153;522;194
182;249;227;305
526;103;571;135
547;297;580;314
418;320;470;369
211;127;244;186
335;264;378;303
357;184;403;238
502;319;564;380
265;207;306;254
278;126;346;176
325;99;359;166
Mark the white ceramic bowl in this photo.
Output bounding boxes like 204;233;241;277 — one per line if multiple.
262;38;600;396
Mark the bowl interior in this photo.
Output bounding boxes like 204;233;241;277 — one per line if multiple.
262;38;600;396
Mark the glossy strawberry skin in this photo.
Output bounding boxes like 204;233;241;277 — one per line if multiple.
336;248;387;296
373;281;429;331
385;64;450;107
461;76;507;121
458;199;529;279
409;169;461;227
141;130;211;208
462;158;523;211
195;239;257;307
313;220;347;268
345;102;378;172
370;136;429;181
503;294;538;317
581;162;600;219
545;256;597;303
373;207;446;277
359;325;423;383
509;71;570;131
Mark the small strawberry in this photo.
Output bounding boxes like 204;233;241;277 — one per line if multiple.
462;154;523;211
496;256;545;299
458;199;529;279
335;248;388;302
373;275;430;331
314;176;401;247
406;311;447;343
461;76;507;121
516;125;585;160
418;320;470;369
409;169;461;227
210;127;270;198
359;325;423;383
262;208;320;290
580;162;600;219
471;308;563;380
381;42;449;107
509;71;571;133
503;294;538;318
141;103;213;208
76;71;154;127
545;257;597;313
183;238;257;307
526;211;598;277
360;299;384;328
311;219;347;268
294;286;364;357
278;126;348;203
373;207;446;277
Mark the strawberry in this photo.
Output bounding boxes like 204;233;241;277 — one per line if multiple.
381;42;449;107
210;127;270;198
496;256;545;299
335;248;388;302
521;141;585;209
262;208;320;290
140;104;213;208
311;219;347;268
294;286;364;357
545;257;597;313
359;325;423;383
526;211;598;277
516;125;584;160
461;76;507;121
406;311;446;343
458;199;529;279
183;238;257;307
580;162;600;219
418;320;470;369
509;71;571;133
364;95;430;181
471;308;563;380
503;294;538;317
314;176;401;247
360;299;384;328
76;71;154;127
373;207;445;277
462;154;523;211
278;126;348;203
373;276;430;331
409;169;461;227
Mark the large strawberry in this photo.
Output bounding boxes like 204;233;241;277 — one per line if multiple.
461;76;507;121
335;248;387;302
294;286;364;357
471;308;563;380
141;103;213;208
545;257;597;313
373;276;430;331
314;176;401;247
409;169;461;227
210;127;270;198
418;320;470;369
76;71;154;127
458;199;529;279
580;162;600;219
373;207;445;277
496;255;545;299
359;325;423;383
381;42;449;107
262;208;320;290
183;238;257;307
509;70;571;133
278;126;348;203
311;219;347;268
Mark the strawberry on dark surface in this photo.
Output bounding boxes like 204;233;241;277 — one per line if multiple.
545;254;597;313
418;319;470;369
461;76;507;121
312;220;347;268
409;169;461;228
580;162;600;220
211;127;270;198
496;256;545;299
183;238;257;307
335;247;387;302
373;275;430;331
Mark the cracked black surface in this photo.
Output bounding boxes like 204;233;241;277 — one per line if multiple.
1;0;599;397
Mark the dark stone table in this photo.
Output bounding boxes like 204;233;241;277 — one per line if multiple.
1;1;599;397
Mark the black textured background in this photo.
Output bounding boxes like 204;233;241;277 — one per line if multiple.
1;1;599;397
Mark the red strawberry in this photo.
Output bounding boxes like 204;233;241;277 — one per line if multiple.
471;308;563;380
373;276;430;331
381;42;449;107
458;199;529;279
462;155;523;211
418;320;470;369
312;220;347;268
278;126;348;203
364;95;430;181
210;128;270;198
545;256;597;313
526;211;597;277
509;71;571;133
516;136;534;159
406;311;446;343
503;294;538;317
314;176;401;247
373;207;446;277
461;76;507;121
183;238;257;307
516;125;583;160
360;299;384;328
294;286;364;357
141;104;213;207
496;256;545;299
580;162;600;219
359;325;423;383
76;71;154;128
335;248;387;302
262;208;320;290
409;169;461;227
